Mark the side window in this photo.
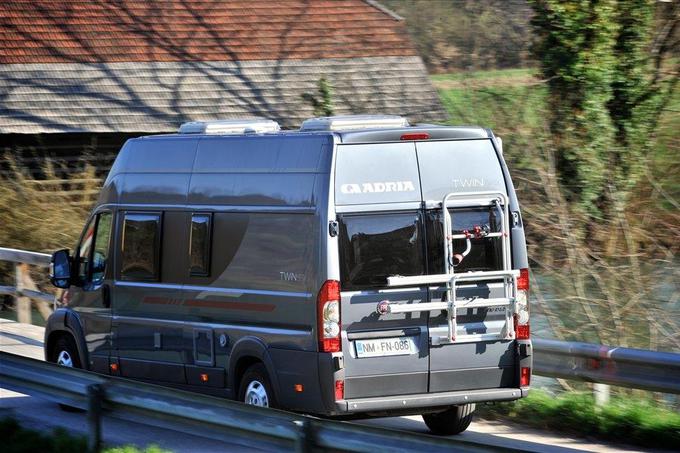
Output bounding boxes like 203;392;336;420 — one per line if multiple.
77;218;97;282
121;213;161;281
189;213;212;277
92;213;112;283
77;212;112;284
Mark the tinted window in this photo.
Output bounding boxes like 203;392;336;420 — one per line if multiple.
426;208;502;273
338;212;424;290
121;213;161;281
190;214;211;276
92;212;112;282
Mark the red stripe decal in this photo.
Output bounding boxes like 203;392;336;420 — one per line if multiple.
185;299;276;312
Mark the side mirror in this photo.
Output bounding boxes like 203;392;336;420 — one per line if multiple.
50;249;72;289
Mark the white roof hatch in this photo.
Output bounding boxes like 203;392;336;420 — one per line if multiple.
178;118;281;135
300;114;409;132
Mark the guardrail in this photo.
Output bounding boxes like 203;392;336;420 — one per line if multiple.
0;352;501;453
533;338;680;395
2;246;679;448
0;247;56;324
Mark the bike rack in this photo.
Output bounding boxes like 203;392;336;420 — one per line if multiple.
377;191;519;344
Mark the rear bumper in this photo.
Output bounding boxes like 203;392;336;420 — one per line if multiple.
335;387;528;414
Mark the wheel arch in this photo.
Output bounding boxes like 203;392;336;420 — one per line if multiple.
44;308;90;370
229;336;280;400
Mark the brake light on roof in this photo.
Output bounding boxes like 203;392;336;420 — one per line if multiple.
318;280;341;352
400;132;430;140
514;268;530;340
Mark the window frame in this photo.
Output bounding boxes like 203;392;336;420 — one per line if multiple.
337;210;427;291
189;212;213;278
90;211;113;284
119;211;163;282
424;207;503;274
75;210;113;286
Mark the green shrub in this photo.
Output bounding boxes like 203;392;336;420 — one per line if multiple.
479;390;680;449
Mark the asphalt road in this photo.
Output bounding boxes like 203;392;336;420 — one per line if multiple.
0;319;660;453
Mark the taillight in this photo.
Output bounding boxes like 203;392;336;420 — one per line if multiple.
520;366;531;386
335;380;344;400
318;280;341;352
514;268;530;340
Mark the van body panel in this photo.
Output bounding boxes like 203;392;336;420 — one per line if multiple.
114;136;199;173
270;348;324;412
341;288;430;398
416;139;507;201
188;173;317;207
120;174;191;205
334;143;421;206
193;135;330;173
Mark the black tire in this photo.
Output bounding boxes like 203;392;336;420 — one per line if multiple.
238;363;278;409
50;335;84;412
422;403;475;435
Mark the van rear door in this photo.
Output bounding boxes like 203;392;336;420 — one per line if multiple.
335;142;430;398
416;139;516;393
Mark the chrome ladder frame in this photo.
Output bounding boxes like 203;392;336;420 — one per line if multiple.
379;191;519;344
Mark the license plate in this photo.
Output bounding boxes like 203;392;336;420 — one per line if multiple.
355;337;418;358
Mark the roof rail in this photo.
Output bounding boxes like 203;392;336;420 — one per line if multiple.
300;115;409;132
178;118;281;135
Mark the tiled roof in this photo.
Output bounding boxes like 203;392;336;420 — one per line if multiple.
0;1;446;133
0;0;417;64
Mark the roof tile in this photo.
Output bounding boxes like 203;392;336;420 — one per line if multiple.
0;0;416;64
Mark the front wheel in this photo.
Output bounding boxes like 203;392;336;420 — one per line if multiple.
50;335;84;412
422;403;475;435
238;363;278;408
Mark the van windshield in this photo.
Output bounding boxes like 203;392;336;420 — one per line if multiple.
338;212;424;290
338;208;502;290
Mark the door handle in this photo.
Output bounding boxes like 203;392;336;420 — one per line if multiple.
101;283;111;308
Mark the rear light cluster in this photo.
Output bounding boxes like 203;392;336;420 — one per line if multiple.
514;268;530;340
520;366;531;387
318;280;341;352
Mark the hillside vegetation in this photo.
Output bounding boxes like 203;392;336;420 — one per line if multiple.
436;66;679;351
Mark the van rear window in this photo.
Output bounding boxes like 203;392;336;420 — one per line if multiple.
425;208;502;273
338;212;424;290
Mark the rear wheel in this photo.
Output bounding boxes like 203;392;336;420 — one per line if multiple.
422;403;475;435
238;363;278;408
50;335;84;412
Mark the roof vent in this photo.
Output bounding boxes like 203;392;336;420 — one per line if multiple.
178;118;281;135
300;115;409;132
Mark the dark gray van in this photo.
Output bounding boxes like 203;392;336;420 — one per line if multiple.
46;115;532;435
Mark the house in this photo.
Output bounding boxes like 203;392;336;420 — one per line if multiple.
0;0;445;180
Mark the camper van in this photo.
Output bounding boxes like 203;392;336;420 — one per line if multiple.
46;115;531;435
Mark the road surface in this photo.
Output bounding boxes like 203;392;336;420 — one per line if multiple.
0;319;662;452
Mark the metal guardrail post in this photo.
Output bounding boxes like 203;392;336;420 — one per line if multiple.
87;384;105;453
294;419;314;453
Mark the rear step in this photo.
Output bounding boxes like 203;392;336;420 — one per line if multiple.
377;191;518;344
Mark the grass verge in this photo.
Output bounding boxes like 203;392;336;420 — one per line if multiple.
2;417;169;453
478;389;680;449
